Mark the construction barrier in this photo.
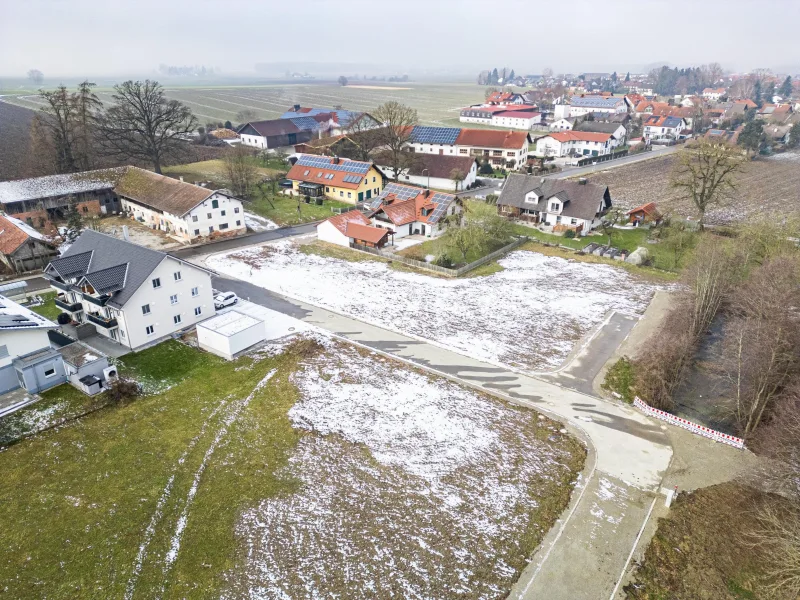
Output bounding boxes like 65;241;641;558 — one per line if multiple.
633;397;746;449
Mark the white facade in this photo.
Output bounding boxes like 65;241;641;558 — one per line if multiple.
550;118;575;130
122;192;246;242
197;311;266;360
533;135;616;157
240;134;267;149
56;257;216;351
490;113;541;129
316;220;350;247
643;119;686;141
408;140;529;168
380;161;478;192
702;89;725;101
0;328;52;372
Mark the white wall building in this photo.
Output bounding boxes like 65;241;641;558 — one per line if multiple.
45;230;216;352
554;96;629;119
407;126;531;168
643;116;686;141
532;132;617;157
115;168;245;242
197;311;266;360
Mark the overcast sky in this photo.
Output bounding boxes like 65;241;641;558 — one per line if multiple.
2;0;799;78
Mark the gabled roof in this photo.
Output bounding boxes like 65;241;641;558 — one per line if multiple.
345;222;389;244
574;121;625;134
541;131;614;143
238;119;306;138
376;153;476;180
114;167;216;217
279;107;364;128
322;210;371;235
625;202;661;218
45;230;187;308
367;183;457;225
286;155;376;190
455;128;530;149
0;215;56;255
0;168;122;205
644;115;684;128
380;199;418;226
498;173;610;221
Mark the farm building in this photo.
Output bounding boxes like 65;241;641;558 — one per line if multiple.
0;169;122;232
376;154;478;191
0;214;59;273
497;173;612;236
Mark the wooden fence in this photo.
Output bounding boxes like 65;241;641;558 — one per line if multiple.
350;236;529;277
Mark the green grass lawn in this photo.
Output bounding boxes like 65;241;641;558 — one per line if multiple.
162;158;283;189
398;235;510;266
29;291;61;321
246;194;352;226
0;339;307;599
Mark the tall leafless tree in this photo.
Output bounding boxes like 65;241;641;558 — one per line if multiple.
38;85;79;173
671;138;747;229
371;101;418;181
222;145;259;198
97;80;197;174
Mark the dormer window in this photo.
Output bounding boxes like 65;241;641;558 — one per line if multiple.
524;192;538;204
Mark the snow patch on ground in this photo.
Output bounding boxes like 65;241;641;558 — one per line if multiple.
227;342;582;599
244;212;278;232
209;241;655;371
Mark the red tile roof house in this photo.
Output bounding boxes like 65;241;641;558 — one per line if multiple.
316;210;390;248
625;202;662;225
365;183;460;239
532;131;618;158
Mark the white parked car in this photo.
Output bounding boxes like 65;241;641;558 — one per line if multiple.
214;291;238;309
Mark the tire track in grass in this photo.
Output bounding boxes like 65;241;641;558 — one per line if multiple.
124;397;234;600
157;369;278;597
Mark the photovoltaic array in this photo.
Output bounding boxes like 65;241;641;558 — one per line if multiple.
410;126;461;145
296;155;370;174
342;174;363;184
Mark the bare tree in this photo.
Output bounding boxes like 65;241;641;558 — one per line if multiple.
38;85;79;173
73;80;102;171
671;138;747;229
371;101;419;181
97;80;197;174
222;145;259;198
27;69;43;86
449;169;465;192
722;256;800;437
745;502;800;598
344;114;385;161
235;109;258;125
338;75;348;87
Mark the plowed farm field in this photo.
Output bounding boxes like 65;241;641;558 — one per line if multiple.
586;152;800;225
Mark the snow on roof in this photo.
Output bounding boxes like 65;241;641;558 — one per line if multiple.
199;310;263;336
3;214;48;241
0;168;122;205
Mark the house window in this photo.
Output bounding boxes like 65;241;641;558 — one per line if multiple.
173;314;182;325
194;306;202;316
142;304;151;315
221;210;226;216
207;213;212;219
146;325;155;336
44;366;56;378
339;191;343;197
191;287;199;297
192;215;198;222
550;202;559;211
152;278;161;289
174;271;182;281
459;149;468;154
170;294;178;305
571;218;577;225
82;206;88;213
325;187;330;192
120;329;126;339
347;192;352;199
194;229;200;235
236;220;241;226
212;199;219;209
372;176;376;182
234;207;240;213
209;226;214;233
220;223;229;230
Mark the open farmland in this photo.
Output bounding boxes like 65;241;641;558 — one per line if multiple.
2;82;509;127
586;151;800;225
0;100;35;180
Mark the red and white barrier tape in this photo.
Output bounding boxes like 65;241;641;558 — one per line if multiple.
633;397;745;449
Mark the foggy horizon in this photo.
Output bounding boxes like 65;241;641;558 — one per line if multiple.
2;0;800;79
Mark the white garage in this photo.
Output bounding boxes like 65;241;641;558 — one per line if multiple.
197;310;266;360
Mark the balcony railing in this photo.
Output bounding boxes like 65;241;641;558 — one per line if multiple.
54;296;82;312
82;293;110;307
48;279;72;292
87;313;118;329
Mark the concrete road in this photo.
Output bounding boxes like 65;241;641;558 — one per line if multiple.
170;223;317;260
546;145;678;180
206;267;673;600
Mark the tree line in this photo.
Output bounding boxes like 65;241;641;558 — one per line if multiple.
647;63;725;96
31;80;198;175
477;67;516;86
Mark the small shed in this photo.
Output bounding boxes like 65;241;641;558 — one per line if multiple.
11;347;67;393
197;311;266;360
58;342;110;395
625;202;662;225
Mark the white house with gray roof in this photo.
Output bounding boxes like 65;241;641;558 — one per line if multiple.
497;174;612;236
554;96;631;120
44;230;216;351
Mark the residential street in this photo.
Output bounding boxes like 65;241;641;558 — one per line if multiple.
203;263;674;600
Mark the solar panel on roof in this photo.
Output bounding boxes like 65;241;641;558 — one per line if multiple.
410;126;460;145
296;155;369;175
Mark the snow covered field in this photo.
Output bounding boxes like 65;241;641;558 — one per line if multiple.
226;340;584;599
209;242;655;371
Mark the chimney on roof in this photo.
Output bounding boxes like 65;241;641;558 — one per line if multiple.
293;104;300;111
333;155;340;164
424;189;430;198
578;178;588;185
